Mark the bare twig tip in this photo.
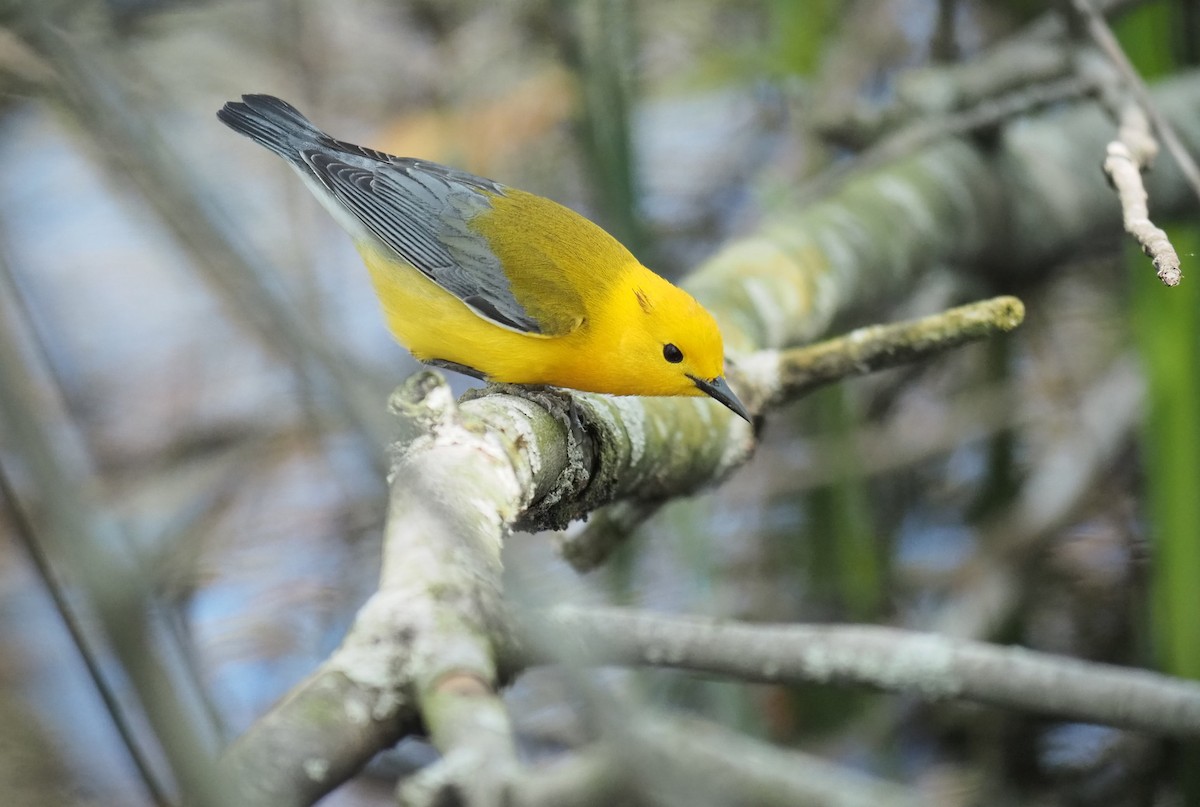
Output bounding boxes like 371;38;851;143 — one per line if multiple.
994;296;1026;331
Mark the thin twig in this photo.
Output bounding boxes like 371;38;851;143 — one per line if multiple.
1070;0;1200;203
0;470;173;807
751;295;1025;412
1103;97;1182;284
23;11;393;465
557;498;663;574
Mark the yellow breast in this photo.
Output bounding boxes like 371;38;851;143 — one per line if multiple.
360;244;604;387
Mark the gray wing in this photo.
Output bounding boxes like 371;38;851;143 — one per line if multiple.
218;94;540;333
303;151;543;334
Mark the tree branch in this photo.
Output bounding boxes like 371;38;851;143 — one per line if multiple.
1070;0;1200;204
222;372;525;804
744;295;1025;410
530;606;1200;738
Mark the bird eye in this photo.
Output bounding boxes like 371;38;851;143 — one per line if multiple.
663;343;683;363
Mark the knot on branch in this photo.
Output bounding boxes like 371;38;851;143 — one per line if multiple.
387;371;464;460
470;384;607;532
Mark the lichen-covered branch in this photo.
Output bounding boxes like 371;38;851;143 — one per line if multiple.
531;607;1200;738
220;371;757;804
556;72;1200;563
477;385;757;532
220;669;415;806
223;374;527;804
397;679;520;807
742;295;1025;411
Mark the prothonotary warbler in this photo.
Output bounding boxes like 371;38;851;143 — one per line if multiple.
217;94;751;422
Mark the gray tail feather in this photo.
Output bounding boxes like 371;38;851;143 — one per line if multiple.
217;94;325;161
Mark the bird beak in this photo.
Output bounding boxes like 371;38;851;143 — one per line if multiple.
689;375;753;423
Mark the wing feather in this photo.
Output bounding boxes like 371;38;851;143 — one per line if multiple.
299;150;549;333
219;95;583;335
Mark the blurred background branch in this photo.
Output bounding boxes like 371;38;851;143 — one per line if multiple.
0;240;227;805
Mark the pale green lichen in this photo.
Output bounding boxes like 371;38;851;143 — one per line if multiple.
303;758;330;782
343;697;370;726
799;632;962;700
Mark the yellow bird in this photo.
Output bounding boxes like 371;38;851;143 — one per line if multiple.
217;94;750;422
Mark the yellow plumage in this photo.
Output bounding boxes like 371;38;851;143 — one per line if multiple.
217;94;750;421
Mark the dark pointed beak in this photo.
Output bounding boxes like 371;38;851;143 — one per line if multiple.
689;375;753;423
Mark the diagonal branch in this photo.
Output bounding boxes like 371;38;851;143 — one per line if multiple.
744;295;1025;411
0;252;227;806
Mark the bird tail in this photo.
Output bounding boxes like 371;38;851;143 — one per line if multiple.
217;94;324;160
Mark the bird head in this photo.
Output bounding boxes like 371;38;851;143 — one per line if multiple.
609;275;752;422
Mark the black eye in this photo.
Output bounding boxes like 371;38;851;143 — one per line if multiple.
663;343;683;363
